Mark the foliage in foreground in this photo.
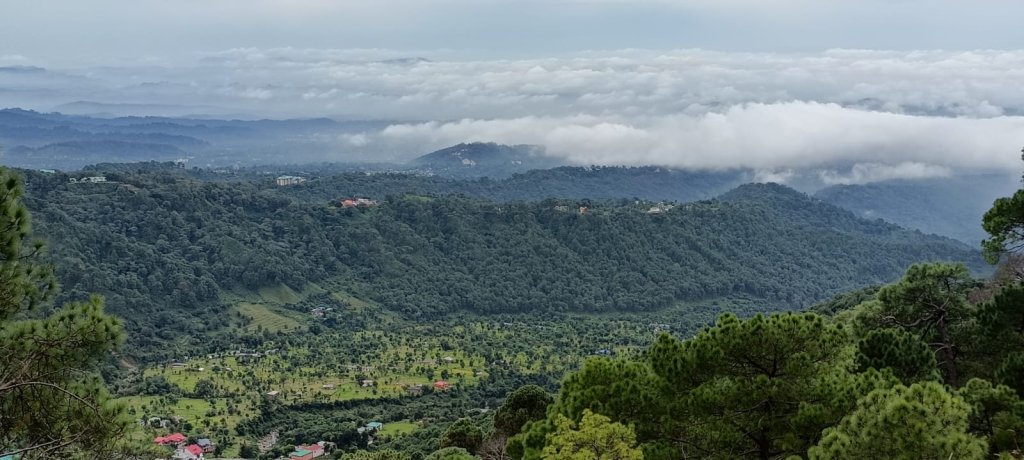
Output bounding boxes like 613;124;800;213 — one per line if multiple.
0;168;138;458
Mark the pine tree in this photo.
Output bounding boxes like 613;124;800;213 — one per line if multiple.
0;168;130;458
957;378;1024;455
439;418;485;454
494;385;552;438
541;410;642;460
876;263;974;386
809;381;987;459
856;327;940;384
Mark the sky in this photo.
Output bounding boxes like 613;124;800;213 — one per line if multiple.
3;0;1024;60
1;0;1024;178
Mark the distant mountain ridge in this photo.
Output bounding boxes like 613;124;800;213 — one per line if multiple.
814;174;1019;245
0;108;392;168
0;108;1014;246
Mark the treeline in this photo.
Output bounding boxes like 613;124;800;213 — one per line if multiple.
497;261;1024;459
18;167;981;359
282;165;747;203
389;174;1024;460
380;261;1024;460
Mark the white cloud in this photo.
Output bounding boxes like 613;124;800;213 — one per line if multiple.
379;102;1024;174
341;133;370;147
817;163;953;185
4;48;1024;178
11;48;1024;122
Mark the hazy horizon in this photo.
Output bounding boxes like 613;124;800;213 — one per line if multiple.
2;0;1024;179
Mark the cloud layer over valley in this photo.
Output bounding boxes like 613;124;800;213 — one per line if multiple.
2;47;1024;180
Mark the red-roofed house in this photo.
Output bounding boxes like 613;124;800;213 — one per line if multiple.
289;443;325;460
433;380;450;391
155;432;187;445
172;444;203;460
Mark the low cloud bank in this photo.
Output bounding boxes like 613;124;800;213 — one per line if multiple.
3;48;1023;181
380;102;1024;180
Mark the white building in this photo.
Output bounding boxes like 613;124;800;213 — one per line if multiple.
276;176;307;186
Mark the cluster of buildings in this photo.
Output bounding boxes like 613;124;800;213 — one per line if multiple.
153;433;215;460
552;205;590;214
68;176;107;184
340;197;378;208
276;176;307;186
288;441;335;460
646;202;675;214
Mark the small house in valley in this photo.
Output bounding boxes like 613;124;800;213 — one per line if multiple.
288;443;325;460
358;422;384;434
154;432;187;446
341;197;378;208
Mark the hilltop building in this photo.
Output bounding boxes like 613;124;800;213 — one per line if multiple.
276;176;306;186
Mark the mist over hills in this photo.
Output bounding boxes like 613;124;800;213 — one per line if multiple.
0;108;1017;245
815;174;1020;245
0;108;394;168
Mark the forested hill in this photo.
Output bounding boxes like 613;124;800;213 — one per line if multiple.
408;142;562;178
18;168;982;358
281;165;748;203
814;174;1019;245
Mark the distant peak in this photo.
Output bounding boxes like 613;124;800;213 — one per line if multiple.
407;142;559;178
718;182;810;202
0;65;46;74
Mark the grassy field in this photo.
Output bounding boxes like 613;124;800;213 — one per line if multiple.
236;302;305;332
120;282;701;457
379;420;419;438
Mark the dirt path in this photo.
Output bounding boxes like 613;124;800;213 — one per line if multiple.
257;429;278;453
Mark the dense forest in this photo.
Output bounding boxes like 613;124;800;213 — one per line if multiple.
3;159;1022;460
17;166;982;360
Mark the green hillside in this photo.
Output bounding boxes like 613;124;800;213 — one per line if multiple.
19;168;982;361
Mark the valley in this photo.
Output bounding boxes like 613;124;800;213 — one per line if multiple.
8;160;995;458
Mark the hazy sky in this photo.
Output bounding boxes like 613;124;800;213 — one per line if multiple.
1;0;1024;177
2;0;1024;63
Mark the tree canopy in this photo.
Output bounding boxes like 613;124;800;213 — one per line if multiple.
0;167;132;458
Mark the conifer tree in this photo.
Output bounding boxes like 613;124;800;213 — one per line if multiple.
541;410;642;460
856;327;940;384
981;146;1024;263
0;168;130;458
439;418;485;454
809;382;987;460
876;263;974;386
957;378;1024;455
494;385;552;438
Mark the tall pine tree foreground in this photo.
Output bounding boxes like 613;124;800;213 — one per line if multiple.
0;168;131;458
